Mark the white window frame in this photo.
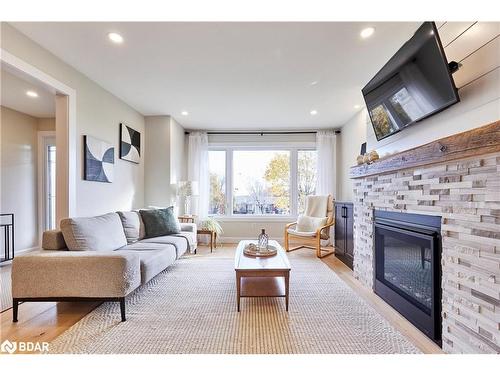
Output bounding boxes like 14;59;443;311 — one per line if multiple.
208;142;316;221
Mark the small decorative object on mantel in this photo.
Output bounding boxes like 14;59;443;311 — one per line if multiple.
368;150;380;163
356;150;380;166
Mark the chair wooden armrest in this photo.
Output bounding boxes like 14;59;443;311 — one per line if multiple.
285;222;297;230
316;221;334;236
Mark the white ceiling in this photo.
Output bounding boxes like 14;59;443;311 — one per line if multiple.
1;65;55;118
10;22;421;129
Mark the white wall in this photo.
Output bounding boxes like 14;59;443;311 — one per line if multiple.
0;106;39;251
336;109;368;202
1;23;145;218
144;116;186;208
337;22;500;201
144;116;172;207
169;117;186;192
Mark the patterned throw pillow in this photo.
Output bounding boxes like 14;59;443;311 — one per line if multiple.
139;207;181;238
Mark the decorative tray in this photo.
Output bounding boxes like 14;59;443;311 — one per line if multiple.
243;243;278;257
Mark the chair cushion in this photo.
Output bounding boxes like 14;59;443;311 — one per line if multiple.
139;207;181;238
60;213;127;251
296;214;328;232
287;228;317;237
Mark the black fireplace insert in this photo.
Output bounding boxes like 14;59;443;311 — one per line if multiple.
374;210;442;345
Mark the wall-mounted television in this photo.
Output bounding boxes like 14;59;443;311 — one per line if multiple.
362;22;460;141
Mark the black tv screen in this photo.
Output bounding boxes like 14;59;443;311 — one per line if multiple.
362;22;459;141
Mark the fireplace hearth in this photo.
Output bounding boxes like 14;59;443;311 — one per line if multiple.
374;210;442;345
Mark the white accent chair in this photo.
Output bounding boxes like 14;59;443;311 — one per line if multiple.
284;195;335;258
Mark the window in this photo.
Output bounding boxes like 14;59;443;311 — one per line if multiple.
208;147;317;217
233;150;290;215
297;150;317;214
209;150;226;215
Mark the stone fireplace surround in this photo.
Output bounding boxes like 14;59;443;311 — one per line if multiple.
349;121;499;354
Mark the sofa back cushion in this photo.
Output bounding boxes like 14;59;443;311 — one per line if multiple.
60;212;127;251
139;207;181;238
117;211;145;244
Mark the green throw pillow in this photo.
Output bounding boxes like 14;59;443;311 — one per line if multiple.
139;207;181;238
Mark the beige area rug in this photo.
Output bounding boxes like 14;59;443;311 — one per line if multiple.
49;251;421;354
0;263;12;312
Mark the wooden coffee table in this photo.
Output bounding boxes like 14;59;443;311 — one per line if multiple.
234;240;291;312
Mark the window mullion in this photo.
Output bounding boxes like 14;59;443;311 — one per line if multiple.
226;149;233;216
290;149;298;217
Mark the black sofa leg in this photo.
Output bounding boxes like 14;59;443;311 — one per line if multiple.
120;298;126;322
12;299;19;323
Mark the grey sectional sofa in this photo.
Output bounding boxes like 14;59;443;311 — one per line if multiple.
11;210;197;322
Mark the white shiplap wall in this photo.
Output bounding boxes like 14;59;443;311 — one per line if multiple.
365;22;500;157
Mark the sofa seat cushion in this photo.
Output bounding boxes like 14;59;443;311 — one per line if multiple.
140;234;191;258
60;213;127;251
119;243;177;284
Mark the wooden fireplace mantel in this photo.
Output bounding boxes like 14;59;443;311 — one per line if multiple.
349;120;500;179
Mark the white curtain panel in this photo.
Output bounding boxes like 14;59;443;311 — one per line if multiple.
315;130;337;198
315;130;337;245
187;131;209;220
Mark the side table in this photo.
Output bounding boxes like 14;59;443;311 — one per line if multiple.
197;229;217;253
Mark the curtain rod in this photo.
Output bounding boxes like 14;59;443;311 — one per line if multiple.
184;130;341;135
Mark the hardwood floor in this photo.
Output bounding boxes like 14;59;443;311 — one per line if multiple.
0;243;442;354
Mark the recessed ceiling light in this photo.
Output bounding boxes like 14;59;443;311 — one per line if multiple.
310;81;318;86
354;104;361;109
26;90;38;98
310;110;318;116
108;32;124;44
181;111;189;116
360;27;375;39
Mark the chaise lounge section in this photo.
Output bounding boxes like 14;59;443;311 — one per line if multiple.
11;210;197;322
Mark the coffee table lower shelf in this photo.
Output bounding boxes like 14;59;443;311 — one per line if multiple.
235;272;289;312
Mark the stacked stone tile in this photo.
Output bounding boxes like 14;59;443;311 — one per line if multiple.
352;152;500;354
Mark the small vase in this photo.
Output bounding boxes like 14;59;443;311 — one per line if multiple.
258;229;269;251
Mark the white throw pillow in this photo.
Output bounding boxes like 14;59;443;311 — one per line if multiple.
296;214;328;233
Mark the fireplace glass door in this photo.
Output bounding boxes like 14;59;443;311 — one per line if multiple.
376;226;434;313
374;211;441;344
